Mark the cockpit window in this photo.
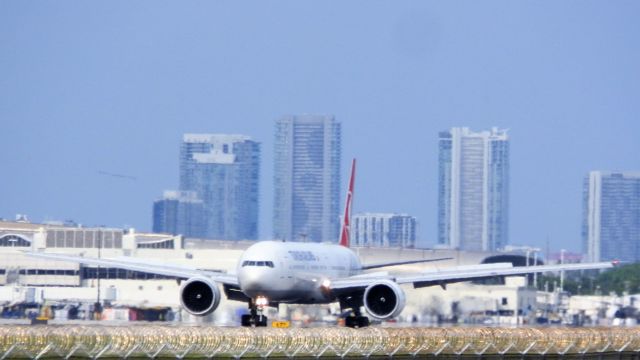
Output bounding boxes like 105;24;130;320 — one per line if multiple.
242;260;275;268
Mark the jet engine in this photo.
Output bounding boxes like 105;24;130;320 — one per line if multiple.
179;277;221;316
363;280;406;319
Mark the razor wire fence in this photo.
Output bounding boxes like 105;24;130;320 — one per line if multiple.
1;325;640;359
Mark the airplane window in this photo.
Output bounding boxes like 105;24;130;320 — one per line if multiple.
266;261;274;268
242;261;248;267
248;261;256;266
257;261;265;266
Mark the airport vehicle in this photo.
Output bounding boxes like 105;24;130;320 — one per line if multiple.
27;160;615;327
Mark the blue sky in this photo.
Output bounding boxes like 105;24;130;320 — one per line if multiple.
1;1;639;251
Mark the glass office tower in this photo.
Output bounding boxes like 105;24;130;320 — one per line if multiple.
438;127;509;251
583;171;640;262
152;190;205;238
273;116;341;242
179;134;260;240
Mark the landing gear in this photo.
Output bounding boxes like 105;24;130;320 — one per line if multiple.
241;314;268;327
339;295;370;328
241;299;269;327
345;315;369;328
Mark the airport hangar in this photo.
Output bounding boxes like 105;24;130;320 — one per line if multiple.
0;220;540;324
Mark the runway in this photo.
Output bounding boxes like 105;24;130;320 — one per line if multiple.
1;325;640;359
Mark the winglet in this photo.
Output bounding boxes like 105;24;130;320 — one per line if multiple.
339;159;356;247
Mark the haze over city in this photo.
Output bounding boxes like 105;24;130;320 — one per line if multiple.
1;1;639;251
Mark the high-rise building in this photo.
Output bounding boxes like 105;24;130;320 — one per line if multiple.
438;127;509;251
152;191;205;238
353;213;417;248
179;134;260;240
582;171;640;262
273;115;341;242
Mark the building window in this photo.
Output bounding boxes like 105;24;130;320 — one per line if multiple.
137;239;175;249
0;234;31;247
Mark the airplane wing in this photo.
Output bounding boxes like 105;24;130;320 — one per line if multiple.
331;261;614;291
399;261;614;288
24;252;239;286
360;257;453;270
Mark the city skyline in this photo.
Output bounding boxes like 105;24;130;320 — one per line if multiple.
2;2;639;252
0;120;637;252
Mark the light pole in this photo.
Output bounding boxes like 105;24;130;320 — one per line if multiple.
533;250;539;289
95;229;103;319
560;249;565;293
525;249;530;286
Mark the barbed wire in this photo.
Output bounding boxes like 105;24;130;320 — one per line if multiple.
1;325;640;359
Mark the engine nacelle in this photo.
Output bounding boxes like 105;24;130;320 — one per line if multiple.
363;280;406;319
179;277;221;316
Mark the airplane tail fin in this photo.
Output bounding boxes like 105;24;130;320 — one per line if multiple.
340;159;356;247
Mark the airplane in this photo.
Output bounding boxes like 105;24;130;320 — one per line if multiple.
27;159;615;328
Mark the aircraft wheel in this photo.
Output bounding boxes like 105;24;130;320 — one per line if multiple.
241;314;268;327
345;316;356;328
357;316;370;328
345;316;370;328
241;314;252;327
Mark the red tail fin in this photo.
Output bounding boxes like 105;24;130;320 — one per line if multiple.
340;159;356;247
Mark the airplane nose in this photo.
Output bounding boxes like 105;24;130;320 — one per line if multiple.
239;268;270;295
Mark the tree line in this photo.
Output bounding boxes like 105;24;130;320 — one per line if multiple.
535;263;640;296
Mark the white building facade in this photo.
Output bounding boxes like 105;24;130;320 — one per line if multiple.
438;127;509;251
353;213;416;248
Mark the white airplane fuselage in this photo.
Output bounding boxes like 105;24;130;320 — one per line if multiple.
237;241;361;304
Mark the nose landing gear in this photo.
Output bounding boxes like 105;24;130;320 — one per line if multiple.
241;297;269;327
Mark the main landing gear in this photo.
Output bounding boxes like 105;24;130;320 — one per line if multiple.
241;298;268;327
340;295;370;328
345;310;370;328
